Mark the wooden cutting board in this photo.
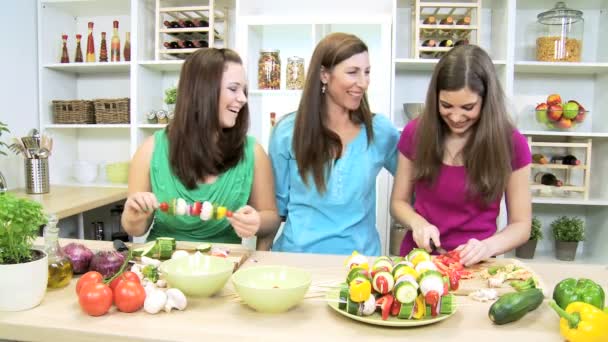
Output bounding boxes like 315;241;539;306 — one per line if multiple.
451;258;547;296
131;241;252;272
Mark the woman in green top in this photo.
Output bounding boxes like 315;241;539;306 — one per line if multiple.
121;48;280;249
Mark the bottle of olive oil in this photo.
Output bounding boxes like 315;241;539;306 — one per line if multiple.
44;214;73;288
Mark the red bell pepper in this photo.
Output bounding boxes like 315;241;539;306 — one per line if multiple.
376;294;394;320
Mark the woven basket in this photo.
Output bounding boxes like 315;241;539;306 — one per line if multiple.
52;100;95;124
94;98;130;124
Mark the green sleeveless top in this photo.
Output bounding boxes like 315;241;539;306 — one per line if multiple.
148;129;255;243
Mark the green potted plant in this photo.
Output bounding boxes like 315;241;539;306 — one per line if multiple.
0;121;10;192
515;217;543;259
551;216;584;261
164;86;177;111
0;192;49;311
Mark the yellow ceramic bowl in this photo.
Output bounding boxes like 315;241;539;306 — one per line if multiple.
232;265;311;313
159;253;233;297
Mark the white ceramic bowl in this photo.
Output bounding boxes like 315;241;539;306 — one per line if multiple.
72;161;97;183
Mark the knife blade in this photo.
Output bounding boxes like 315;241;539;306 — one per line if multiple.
430;240;447;255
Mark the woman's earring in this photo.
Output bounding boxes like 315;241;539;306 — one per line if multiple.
321;83;326;94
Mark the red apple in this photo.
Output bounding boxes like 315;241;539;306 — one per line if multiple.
547;94;562;106
535;103;549;123
575;111;586;123
557;117;572;129
547;103;563;121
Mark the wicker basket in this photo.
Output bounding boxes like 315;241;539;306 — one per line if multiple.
52;100;95;124
94;98;130;124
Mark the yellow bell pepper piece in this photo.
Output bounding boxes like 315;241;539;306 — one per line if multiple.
349;278;371;303
412;293;426;319
216;206;227;219
549;300;608;342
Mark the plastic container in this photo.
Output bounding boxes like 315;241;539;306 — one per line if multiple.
286;56;305;90
258;50;281;90
536;2;583;62
106;162;129;183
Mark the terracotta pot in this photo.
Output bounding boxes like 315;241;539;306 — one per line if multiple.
555;241;578;261
515;240;538;259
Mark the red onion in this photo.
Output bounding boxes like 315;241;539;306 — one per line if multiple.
89;251;125;278
62;243;94;274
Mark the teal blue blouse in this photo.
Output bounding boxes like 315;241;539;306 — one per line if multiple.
268;113;399;255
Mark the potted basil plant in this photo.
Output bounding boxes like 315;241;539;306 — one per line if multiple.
515;217;543;259
551;216;584;261
0;192;49;311
164;86;177;111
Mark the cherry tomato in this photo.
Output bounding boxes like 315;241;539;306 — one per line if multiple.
159;202;169;212
114;280;146;313
226;210;233;218
191;201;202;215
75;271;103;295
78;282;113;316
109;271;141;291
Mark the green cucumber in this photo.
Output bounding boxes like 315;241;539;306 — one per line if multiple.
338;284;349;310
346;298;361;315
488;288;544;325
142;241;159;258
133;241;155;257
394;281;417;304
346;266;368;284
440;294;455;314
398;303;414;319
196;243;212;252
156;237;175;260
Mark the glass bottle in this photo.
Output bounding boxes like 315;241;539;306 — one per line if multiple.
111;20;121;62
286;56;305;90
99;32;108;62
86;22;95;62
536;1;584;62
60;34;69;63
74;34;84;63
123;32;131;61
258;50;281;90
44;214;73;289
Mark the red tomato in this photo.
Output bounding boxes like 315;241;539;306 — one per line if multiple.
191;201;202;215
109;271;141;291
76;271;103;295
78;282;113;316
114;280;146;313
159;202;169;212
226;210;233;218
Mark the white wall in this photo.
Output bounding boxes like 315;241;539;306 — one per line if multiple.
0;0;39;190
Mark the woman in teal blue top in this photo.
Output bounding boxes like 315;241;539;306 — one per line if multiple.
267;33;400;255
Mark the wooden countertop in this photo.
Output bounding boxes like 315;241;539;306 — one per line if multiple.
10;185;128;219
1;239;606;341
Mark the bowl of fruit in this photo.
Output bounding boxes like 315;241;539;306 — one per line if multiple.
535;94;588;130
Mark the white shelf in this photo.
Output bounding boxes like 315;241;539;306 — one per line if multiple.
138;124;167;129
45;124;131;129
514;61;608;75
532;197;608;206
41;0;130;17
44;62;131;74
139;60;184;72
521;130;608;138
530;163;586;170
394;58;506;71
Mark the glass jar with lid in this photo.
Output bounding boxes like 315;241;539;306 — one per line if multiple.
258;49;281;90
286;56;305;90
536;2;583;62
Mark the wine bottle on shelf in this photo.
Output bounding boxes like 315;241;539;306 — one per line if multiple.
534;172;563;187
454;39;470;46
60;34;69;63
439;16;454;25
420;39;437;59
74;34;83;62
177;40;195;49
163;41;180;49
178;19;196;28
439;39;454;47
99;32;108;62
163;20;180;28
551;155;581;165
421;39;437;47
193;40;209;48
422;16;436;25
123;32;131;61
192;19;209;27
86;22;95;62
111;21;121;62
532;153;548;164
456;16;471;25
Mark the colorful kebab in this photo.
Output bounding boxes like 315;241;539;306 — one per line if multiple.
158;199;233;220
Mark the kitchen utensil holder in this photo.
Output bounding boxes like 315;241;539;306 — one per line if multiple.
25;158;50;194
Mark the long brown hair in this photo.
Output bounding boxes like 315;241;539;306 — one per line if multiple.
167;48;249;189
293;32;374;193
414;44;514;204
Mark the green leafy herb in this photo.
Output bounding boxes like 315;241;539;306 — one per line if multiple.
551;216;584;242
0;193;48;264
164;86;177;105
0;121;10;156
530;217;543;241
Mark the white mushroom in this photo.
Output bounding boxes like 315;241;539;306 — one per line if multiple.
144;282;157;296
155;279;167;288
164;288;187;312
130;264;142;273
141;256;162;267
144;289;167;314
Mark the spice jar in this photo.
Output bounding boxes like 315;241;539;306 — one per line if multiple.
536;2;583;62
258;49;281;90
146;110;158;124
157;110;168;124
286;56;305;90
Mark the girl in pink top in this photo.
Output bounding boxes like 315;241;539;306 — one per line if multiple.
391;45;532;266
